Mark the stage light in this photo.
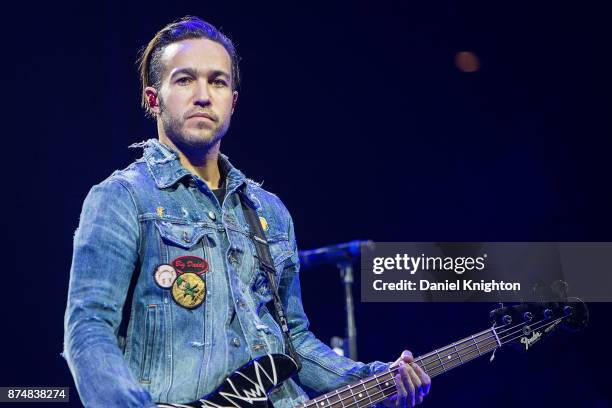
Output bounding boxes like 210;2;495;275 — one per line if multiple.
455;51;480;73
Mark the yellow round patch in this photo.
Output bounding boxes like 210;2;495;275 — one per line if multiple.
171;272;206;309
259;216;269;231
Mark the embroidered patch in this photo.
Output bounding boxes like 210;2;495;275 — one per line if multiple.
171;256;209;275
153;264;177;289
171;272;206;309
156;206;165;217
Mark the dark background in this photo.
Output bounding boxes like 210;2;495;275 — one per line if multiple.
3;0;611;407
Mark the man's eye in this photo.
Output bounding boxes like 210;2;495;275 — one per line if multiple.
212;79;228;87
176;77;192;85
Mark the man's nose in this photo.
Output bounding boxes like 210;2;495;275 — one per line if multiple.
193;81;211;107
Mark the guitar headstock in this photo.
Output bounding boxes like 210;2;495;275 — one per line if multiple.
489;297;588;351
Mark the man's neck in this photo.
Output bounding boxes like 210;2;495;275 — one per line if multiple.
158;134;222;190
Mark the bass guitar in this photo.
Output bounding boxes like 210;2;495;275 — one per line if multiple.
159;299;588;408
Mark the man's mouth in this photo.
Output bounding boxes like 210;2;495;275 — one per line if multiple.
187;112;216;121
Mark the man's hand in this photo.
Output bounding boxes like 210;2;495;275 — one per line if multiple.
382;350;431;407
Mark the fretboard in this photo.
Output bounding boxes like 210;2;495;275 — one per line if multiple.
297;327;500;408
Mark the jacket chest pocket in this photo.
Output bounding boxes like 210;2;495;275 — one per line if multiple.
154;219;214;263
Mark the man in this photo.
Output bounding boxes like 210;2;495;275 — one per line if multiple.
63;16;430;408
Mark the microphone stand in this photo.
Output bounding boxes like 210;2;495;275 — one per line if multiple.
300;240;375;361
337;260;358;360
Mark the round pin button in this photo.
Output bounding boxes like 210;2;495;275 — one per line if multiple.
154;264;177;289
208;211;216;221
259;216;269;231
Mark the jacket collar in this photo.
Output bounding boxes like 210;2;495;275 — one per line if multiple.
134;139;248;193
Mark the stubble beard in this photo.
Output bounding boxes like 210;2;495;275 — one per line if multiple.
158;98;230;159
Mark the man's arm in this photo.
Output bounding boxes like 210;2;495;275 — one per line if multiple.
278;211;430;407
278;213;389;392
63;179;156;408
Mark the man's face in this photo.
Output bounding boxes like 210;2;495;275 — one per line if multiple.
151;38;237;152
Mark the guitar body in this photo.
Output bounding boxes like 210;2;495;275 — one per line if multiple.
158;353;299;408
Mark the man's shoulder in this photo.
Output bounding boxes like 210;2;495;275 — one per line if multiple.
85;160;153;205
246;180;289;211
106;160;150;187
245;179;295;234
86;158;153;195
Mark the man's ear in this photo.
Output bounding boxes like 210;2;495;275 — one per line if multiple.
145;87;160;115
231;91;239;114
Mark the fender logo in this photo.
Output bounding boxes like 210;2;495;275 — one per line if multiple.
520;331;542;350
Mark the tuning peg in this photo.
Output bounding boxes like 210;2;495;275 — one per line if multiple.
544;309;553;319
502;315;512;325
563;306;574;316
523;312;534;321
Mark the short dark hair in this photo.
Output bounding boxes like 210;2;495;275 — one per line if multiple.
137;16;240;117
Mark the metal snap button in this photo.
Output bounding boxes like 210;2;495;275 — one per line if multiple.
208;211;216;221
232;337;241;347
182;231;190;242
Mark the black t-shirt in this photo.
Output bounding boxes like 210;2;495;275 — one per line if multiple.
212;160;227;206
212;186;226;206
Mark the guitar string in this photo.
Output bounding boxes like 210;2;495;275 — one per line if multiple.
390;317;549;377
303;322;542;408
302;315;566;408
308;338;494;408
380;316;536;373
301;338;490;408
413;315;565;377
346;315;563;408
326;316;565;408
414;312;555;363
413;315;566;379
412;313;565;374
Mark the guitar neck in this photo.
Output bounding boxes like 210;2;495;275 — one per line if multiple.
297;327;500;408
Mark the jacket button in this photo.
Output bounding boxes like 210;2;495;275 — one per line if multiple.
232;337;241;347
208;211;216;221
182;231;190;242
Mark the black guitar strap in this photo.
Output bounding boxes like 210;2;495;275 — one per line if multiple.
239;191;302;372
